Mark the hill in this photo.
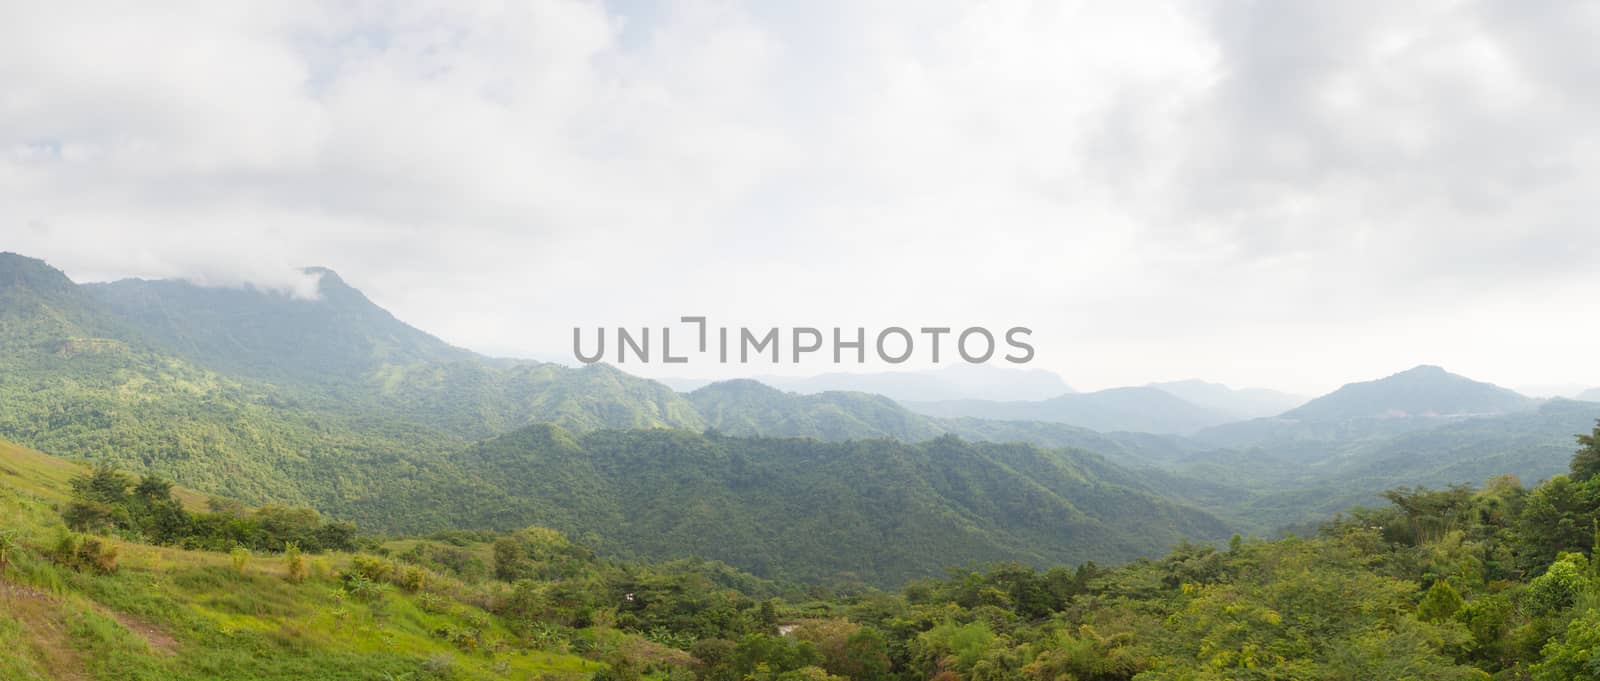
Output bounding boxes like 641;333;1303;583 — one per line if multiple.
432;425;1233;585
1580;387;1600;402
1145;379;1304;419
688;380;944;442
902;387;1236;434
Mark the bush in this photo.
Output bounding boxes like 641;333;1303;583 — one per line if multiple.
50;532;119;575
285;542;308;583
230;546;250;574
418;592;452;614
349;554;394;583
399;565;428;593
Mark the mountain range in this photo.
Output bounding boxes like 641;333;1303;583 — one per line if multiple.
2;250;1596;582
0;252;1231;583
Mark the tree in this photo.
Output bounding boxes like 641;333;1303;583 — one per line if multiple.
1417;579;1464;623
133;474;174;501
1570;420;1600;482
1526;554;1590;616
70;465;131;504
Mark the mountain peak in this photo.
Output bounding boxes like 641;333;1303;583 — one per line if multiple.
0;252;76;295
692;379;786;398
1396;364;1448;376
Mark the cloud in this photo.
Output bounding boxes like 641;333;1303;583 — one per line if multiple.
1;0;1596;393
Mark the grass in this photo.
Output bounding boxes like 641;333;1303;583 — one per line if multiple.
0;437;608;680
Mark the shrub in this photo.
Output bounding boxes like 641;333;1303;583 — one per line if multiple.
398;565;428;593
345;572;388;603
285;542;308;583
350;554;393;583
418;592;451;614
230;546;250;574
50;532;119;575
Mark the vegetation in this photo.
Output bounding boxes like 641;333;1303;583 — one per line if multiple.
10;250;1600;679
62;465;358;553
436;426;1231;585
0;436;781;680
7;422;1600;679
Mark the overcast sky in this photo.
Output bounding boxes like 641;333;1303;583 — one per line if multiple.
3;1;1598;395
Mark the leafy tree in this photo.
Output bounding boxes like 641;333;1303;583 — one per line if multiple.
1417;579;1464;623
1570;420;1600;482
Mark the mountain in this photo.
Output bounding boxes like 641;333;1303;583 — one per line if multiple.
434;425;1232;585
664;364;1074;402
1282;365;1535;421
1195;365;1540;452
1;252;145;347
83;268;704;438
84;269;474;384
1145;380;1304;420
0;254;693;510
902;387;1236;434
1581;388;1600;402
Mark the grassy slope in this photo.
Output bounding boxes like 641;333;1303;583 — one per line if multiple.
0;438;600;680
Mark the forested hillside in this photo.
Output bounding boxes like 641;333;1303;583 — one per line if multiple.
82;264;706;438
427;426;1230;585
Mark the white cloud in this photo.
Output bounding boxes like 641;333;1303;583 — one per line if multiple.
2;0;1597;394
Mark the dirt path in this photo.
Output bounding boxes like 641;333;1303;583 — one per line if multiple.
103;608;177;655
2;578;179;681
1;581;89;681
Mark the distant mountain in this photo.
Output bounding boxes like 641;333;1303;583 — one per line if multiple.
1283;365;1535;421
1178;400;1600;531
1145;380;1304;420
434;424;1231;585
665;364;1072;402
1195;366;1539;452
902;387;1236;435
1581;388;1600;402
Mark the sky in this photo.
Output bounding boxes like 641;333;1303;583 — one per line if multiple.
3;1;1598;396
